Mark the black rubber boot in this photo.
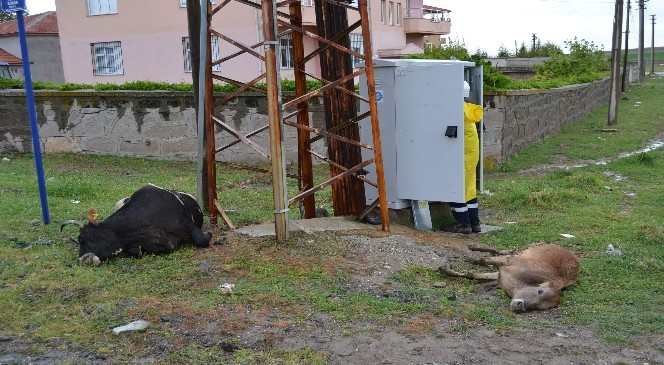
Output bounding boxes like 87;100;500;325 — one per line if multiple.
441;224;473;235
468;199;481;233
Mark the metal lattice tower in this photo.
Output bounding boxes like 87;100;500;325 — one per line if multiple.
191;0;390;241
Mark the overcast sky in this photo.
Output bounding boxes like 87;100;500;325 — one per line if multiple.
27;0;663;55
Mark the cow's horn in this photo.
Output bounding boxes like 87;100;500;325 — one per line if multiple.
87;208;99;224
60;220;84;232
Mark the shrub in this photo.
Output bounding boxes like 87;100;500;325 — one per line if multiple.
535;38;609;79
407;42;515;91
0;79;323;92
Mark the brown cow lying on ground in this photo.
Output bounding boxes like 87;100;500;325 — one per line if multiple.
439;244;579;312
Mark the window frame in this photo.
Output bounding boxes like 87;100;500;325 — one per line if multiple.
180;0;218;7
380;0;386;24
396;3;401;25
389;1;394;26
87;0;118;16
90;41;124;76
350;33;364;68
280;34;294;69
182;35;222;73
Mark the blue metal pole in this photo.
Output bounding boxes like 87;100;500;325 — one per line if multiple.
17;10;50;225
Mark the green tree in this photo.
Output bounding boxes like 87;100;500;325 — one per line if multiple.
0;11;16;22
517;42;529;57
497;46;512;58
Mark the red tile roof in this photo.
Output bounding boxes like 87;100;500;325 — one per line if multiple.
0;48;22;65
0;11;58;37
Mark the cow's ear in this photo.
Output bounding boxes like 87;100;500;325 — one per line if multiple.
87;208;99;224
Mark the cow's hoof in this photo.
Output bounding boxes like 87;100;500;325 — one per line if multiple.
79;253;101;266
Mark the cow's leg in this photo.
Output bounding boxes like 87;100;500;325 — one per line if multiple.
439;264;499;281
468;244;514;256
191;226;212;248
135;230;179;255
469;255;512;267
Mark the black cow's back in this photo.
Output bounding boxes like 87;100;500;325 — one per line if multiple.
107;185;200;241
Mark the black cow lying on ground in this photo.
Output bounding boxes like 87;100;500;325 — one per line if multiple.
62;184;212;266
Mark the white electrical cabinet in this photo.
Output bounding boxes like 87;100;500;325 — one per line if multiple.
359;59;482;210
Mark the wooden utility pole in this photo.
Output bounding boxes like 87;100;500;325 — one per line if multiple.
622;0;631;91
638;0;646;80
652;14;657;75
314;1;367;216
289;2;316;219
609;0;624;126
359;0;391;232
262;0;290;241
204;1;217;225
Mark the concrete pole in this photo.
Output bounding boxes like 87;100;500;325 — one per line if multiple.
652;15;657;75
622;0;631;91
195;0;209;210
609;0;624;126
639;0;646;80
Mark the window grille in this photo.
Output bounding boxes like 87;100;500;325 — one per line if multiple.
183;36;223;72
91;41;124;76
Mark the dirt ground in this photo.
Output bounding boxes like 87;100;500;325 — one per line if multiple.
2;228;663;365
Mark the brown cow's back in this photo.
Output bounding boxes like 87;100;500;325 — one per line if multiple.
500;244;579;292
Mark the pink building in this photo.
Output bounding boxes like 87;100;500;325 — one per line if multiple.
54;0;451;84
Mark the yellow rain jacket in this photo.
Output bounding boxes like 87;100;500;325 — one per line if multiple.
463;102;483;202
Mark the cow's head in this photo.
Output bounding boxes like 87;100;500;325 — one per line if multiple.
510;283;561;312
61;209;123;266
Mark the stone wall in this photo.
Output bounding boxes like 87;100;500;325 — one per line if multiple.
1;78;611;165
0;90;327;165
483;78;610;163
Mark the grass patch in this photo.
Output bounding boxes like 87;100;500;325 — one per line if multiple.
1;78;663;358
500;77;664;172
482;80;664;342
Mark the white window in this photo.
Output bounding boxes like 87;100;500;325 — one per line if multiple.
280;34;294;69
87;0;117;16
301;0;314;6
380;0;386;23
180;0;218;7
396;3;401;25
182;36;222;72
350;33;364;68
389;2;394;25
91;41;123;76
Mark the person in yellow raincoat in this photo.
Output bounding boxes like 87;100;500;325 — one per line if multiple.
445;81;483;234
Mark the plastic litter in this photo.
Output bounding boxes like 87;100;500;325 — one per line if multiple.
71;200;81;204
1;157;10;162
219;283;235;294
112;320;150;335
606;244;624;257
560;234;576;239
